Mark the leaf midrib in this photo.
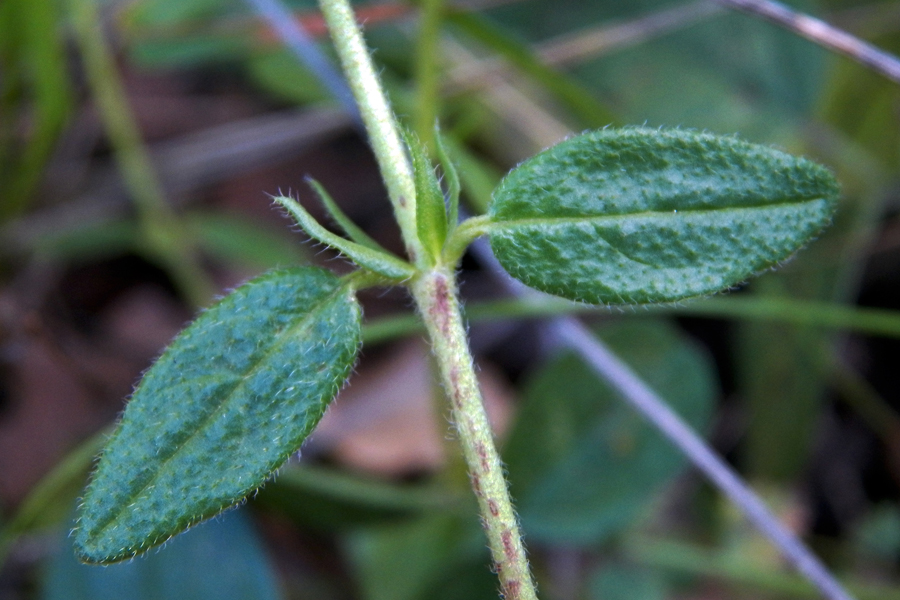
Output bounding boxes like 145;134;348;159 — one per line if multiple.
487;196;828;230
86;282;349;547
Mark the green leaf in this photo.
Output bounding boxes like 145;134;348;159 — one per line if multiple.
348;513;493;600
588;563;667;600
404;129;448;265
74;267;361;563
274;195;416;281
46;509;282;600
433;129;460;229
504;319;715;544
486;128;840;305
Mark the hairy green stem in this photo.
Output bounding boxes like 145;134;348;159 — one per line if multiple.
318;1;538;597
412;269;538;600
68;0;213;306
317;0;423;265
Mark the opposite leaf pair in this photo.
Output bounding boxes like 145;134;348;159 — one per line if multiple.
74;127;839;564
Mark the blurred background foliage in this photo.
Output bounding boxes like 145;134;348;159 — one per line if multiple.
2;0;900;598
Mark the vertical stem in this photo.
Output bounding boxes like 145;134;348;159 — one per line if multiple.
318;2;538;597
412;269;538;600
317;0;423;265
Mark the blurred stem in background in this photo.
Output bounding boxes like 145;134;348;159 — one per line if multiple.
414;0;444;149
0;0;73;221
66;0;213;306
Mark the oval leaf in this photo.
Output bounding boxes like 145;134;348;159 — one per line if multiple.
504;320;715;544
487;128;840;305
75;267;361;563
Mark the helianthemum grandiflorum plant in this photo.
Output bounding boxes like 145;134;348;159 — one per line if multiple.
74;1;839;599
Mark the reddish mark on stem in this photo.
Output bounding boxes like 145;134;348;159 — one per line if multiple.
398;195;407;208
430;275;451;336
449;367;463;409
471;473;482;496
488;499;499;517
502;579;521;600
502;529;516;562
475;441;490;473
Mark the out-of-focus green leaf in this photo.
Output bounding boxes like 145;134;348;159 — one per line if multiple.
589;562;667;600
504;319;716;544
124;0;242;29
737;280;830;481
854;504;900;563
128;34;251;68
347;513;494;600
43;509;282;600
253;464;459;531
482;2;826;137
76;268;361;563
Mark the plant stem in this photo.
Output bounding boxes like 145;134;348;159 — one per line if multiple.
412;269;538;600
317;0;423;265
317;1;538;596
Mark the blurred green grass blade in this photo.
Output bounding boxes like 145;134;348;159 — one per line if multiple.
124;0;240;28
43;509;282;600
0;432;107;567
446;10;618;128
246;48;331;104
359;294;900;347
27;213;306;270
253;464;460;531
0;0;73;220
738;313;826;480
68;0;215;305
413;0;444;145
31;219;141;263
187;211;307;268
504;319;716;544
624;535;900;600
